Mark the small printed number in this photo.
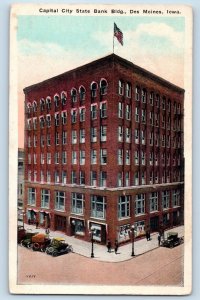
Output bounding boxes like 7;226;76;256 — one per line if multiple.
26;275;36;278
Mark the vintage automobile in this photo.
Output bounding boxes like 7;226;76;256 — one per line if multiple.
45;238;73;257
161;232;183;248
17;226;26;243
20;231;39;248
31;233;51;252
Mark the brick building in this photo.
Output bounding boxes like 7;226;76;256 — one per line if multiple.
23;54;184;245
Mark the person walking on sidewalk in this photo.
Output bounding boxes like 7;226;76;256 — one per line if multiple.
158;233;161;246
106;239;112;253
114;239;119;254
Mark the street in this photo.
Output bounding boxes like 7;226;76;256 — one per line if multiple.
18;244;184;286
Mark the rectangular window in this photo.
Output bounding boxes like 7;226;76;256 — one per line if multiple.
118;172;123;187
28;188;36;206
91;171;97;186
150;111;154;125
100;102;107;118
72;130;77;144
28;136;31;148
33;118;37;130
141;109;146;123
172;190;180;207
62;131;67;145
91;127;97;143
101;126;107;142
162;98;166;110
71;170;77;184
33;135;37;147
141;130;146;145
149;132;153;146
141;151;146;165
118;80;124;95
80;129;85;143
125;172;130;186
154;153;158;166
118;126;123;142
72;151;77;164
118;195;130;219
125;150;130;165
71;193;84;215
149;192;158;212
55;191;65;211
55;171;59;183
135;129;139;144
142;90;146;103
100;149;107;165
27;119;32;130
155;132;159;146
125;128;131;143
40;135;45;147
91;104;97;120
33;153;37;165
126;104;131;120
118;149;123;165
135;150;139;165
62;151;67;164
161;134;166;147
47;170;51;183
41;189;50;208
126;83;131;98
150;92;154;106
55;152;59;164
34;171;37;182
80;150;85;165
40;153;45;165
135;194;145;215
80;107;85;122
134;171;139;186
141;171;146;185
91;195;106;219
28;153;31;164
162;114;166;128
47;153;51;164
91;149;97;164
80;171;85;185
149;171;153;184
162;191;170;209
150;152;153;165
100;171;107;187
47;133;51;146
135;107;139;122
118;102;123;118
55;132;59;145
62;170;67;184
62;111;67;125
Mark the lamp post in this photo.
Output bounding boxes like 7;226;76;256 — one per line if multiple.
131;225;135;257
90;226;95;258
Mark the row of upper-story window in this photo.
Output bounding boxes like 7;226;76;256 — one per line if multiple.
27;127;181;149
27;188;180;218
26;79;182;115
27;148;181;167
26;79;108;114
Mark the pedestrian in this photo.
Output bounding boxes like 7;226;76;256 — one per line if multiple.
158;233;161;246
146;230;149;241
114;239;119;254
148;231;151;241
28;218;31;225
36;221;39;229
107;239;112;253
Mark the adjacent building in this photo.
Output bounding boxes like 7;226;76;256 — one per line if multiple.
23;54;184;245
18;148;24;221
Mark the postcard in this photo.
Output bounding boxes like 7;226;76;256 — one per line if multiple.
9;3;192;295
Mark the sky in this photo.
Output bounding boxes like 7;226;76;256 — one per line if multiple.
17;15;185;147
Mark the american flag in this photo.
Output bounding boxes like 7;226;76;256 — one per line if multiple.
114;23;123;46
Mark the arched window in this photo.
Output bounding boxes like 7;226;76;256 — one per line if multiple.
91;82;98;98
118;80;124;95
40;98;45;111
100;79;108;95
33;101;37;112
26;103;32;114
135;86;140;101
61;92;67;105
54;94;60;107
71;88;77;103
46;97;51;110
79;86;86;102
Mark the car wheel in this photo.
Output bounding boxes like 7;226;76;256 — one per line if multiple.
47;247;54;254
52;251;58;257
33;242;40;251
27;243;32;249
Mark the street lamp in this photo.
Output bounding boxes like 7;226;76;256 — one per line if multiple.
131;225;135;257
90;226;95;258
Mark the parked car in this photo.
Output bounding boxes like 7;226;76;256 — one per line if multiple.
17;226;26;243
31;233;51;252
161;232;183;248
46;238;73;257
20;231;39;248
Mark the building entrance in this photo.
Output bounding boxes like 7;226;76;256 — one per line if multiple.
150;216;159;231
55;215;66;232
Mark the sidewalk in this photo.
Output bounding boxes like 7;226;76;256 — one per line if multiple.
19;222;184;262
